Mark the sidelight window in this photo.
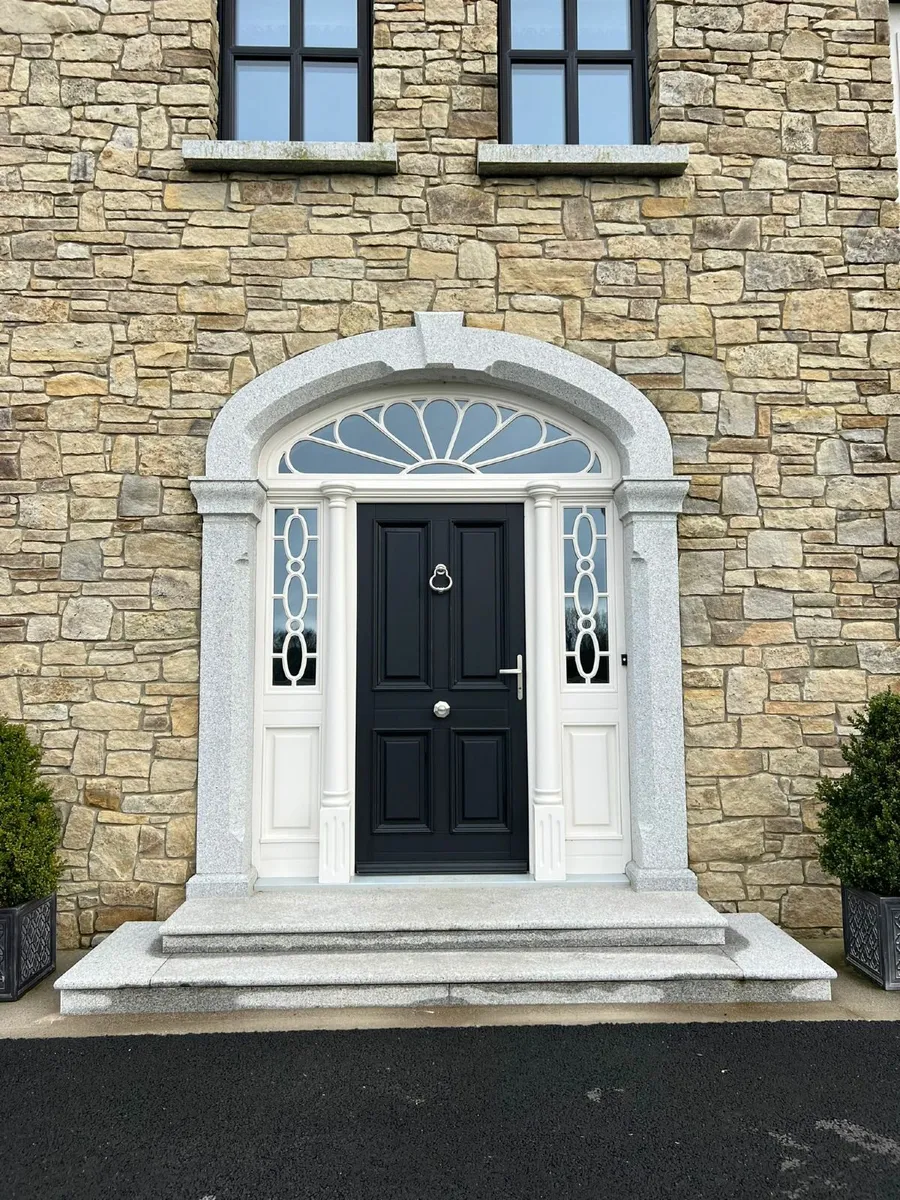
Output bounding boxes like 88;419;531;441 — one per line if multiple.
273;507;319;686
500;0;646;144
220;0;371;141
562;505;609;685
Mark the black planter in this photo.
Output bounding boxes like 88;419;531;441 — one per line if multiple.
842;884;900;990
0;894;56;1002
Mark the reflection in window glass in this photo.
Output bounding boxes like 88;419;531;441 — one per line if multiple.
563;505;610;685
304;0;357;46
303;62;358;141
273;508;319;687
236;0;290;45
578;65;632;144
511;64;566;145
511;0;564;48
235;60;290;140
577;0;630;49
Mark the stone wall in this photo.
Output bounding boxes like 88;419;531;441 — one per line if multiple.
0;0;897;946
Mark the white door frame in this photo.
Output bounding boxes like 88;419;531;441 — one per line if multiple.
252;468;631;885
188;314;696;899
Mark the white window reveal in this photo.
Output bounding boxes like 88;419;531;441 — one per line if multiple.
278;396;603;475
563;504;609;685
272;507;319;687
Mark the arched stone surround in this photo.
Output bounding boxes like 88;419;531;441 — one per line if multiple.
189;312;694;897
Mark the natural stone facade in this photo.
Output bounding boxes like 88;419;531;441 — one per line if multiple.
1;0;898;946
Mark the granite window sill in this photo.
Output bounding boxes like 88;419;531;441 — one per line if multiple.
477;143;689;178
180;140;399;174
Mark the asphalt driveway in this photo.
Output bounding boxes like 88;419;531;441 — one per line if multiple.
2;1021;899;1200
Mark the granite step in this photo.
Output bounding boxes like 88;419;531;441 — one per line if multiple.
55;914;836;1015
159;885;730;954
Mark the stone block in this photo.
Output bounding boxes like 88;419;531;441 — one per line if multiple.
783;290;852;332
89;824;140;882
781;887;842;930
133;250;230;285
11;323;112;364
726;667;768;715
680;550;724;595
119;475;162;518
744;253;827;291
747;531;802;568
688;819;765;862
426;185;495;226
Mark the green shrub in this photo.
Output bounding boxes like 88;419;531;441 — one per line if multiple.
817;690;900;896
0;721;60;909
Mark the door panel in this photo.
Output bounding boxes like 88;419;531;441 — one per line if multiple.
451;730;510;830
373;731;432;832
376;525;430;688
356;503;528;872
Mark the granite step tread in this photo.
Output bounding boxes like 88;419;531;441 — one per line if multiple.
55;914;836;1017
160;885;729;954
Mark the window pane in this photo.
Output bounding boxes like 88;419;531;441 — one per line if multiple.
305;0;358;47
303;62;358;141
577;0;630;49
273;508;319;687
235;60;290;140
235;0;290;46
578;64;632;145
563;506;609;686
510;0;563;49
511;64;565;145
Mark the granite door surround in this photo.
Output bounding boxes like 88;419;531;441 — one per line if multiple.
188;312;693;897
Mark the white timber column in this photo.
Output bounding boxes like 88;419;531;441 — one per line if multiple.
319;482;354;883
526;482;566;880
187;479;267;897
614;478;697;891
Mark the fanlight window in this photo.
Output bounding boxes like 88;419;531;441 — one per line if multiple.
278;398;602;476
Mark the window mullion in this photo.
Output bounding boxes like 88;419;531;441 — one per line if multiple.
565;0;577;144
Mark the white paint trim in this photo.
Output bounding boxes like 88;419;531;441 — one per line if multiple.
189;314;695;899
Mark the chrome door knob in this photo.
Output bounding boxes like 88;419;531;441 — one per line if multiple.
433;701;450;719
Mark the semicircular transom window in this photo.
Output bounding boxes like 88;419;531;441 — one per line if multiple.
279;397;603;476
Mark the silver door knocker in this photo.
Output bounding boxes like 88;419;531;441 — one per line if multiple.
429;563;453;593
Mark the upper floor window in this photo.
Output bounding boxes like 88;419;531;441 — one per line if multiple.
499;0;646;145
220;0;371;141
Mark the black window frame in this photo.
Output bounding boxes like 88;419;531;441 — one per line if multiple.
219;0;373;142
498;0;648;145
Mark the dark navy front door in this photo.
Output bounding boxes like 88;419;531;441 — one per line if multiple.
355;503;528;873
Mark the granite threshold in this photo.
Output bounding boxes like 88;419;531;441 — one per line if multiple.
159;885;730;954
55;916;836;1016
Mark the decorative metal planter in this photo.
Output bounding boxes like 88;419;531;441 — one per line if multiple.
842;884;900;991
0;894;56;1002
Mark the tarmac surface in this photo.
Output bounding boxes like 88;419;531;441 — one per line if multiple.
2;1019;899;1200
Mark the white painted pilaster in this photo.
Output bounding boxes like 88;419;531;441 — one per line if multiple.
319;482;354;883
526;482;565;880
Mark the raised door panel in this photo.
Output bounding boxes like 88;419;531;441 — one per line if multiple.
451;730;510;831
261;726;319;841
562;724;620;838
453;523;503;686
372;730;432;833
375;524;430;689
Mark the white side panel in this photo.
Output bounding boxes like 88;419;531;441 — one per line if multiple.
257;725;321;879
263;727;319;840
563;724;618;835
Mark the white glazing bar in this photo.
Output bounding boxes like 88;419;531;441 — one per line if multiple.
526;482;566;880
319;482;354;883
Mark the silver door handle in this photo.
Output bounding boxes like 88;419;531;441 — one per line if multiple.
433;700;450;719
499;654;524;701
